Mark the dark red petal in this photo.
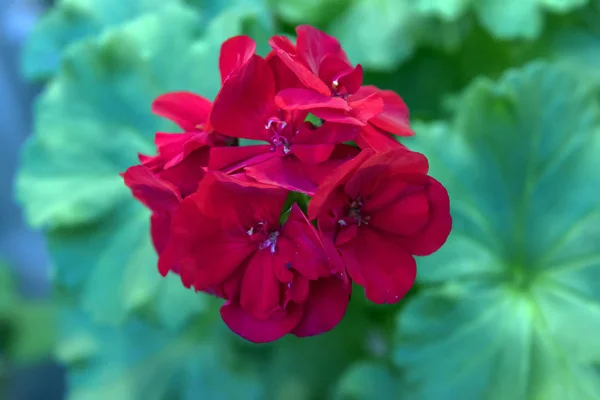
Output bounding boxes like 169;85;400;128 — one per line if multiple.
399;176;452;256
353;86;414;136
150;213;171;254
208;145;273;173
193;171;288;231
369;189;430;236
279;204;333;279
284;275;310;305
348;92;384;123
152;92;212;132
221;300;303;343
356;125;406;152
310;108;366;126
269;35;331;96
275;88;351;111
340;227;416;304
337;64;363;94
268;51;302;91
210;55;277;140
157;149;209;198
240;250;281;320
292;276;350;337
296;25;348;75
166;192;256;289
308;150;374;220
319;54;354;89
245;156;319;194
219;35;256;83
343;148;429;199
292;143;335;164
123;165;181;213
295;123;358;145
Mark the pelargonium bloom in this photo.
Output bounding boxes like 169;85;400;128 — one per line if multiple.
269;25;414;151
308;148;452;304
124;92;232;275
209;36;360;194
160;171;351;343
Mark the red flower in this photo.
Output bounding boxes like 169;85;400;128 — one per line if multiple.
209;36;359;194
124;92;232;274
269;25;413;150
161;171;350;343
308;148;452;304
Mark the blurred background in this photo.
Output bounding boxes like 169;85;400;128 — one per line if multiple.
1;0;599;399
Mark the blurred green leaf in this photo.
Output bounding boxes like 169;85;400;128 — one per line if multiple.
263;307;370;400
395;63;600;399
0;263;55;365
21;0;184;80
270;0;349;28
16;3;274;326
333;361;399;400
22;0;275;81
58;305;263;400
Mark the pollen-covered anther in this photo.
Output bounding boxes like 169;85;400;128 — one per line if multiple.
260;231;280;254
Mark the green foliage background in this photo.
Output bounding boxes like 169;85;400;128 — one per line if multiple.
15;0;600;398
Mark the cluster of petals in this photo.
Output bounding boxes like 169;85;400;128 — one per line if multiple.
123;25;452;343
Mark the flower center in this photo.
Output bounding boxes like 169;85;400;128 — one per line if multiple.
247;221;280;254
265;118;292;154
338;196;370;227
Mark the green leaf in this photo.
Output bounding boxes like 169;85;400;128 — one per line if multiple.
333;361;399;400
58;305;263;400
271;0;350;28
329;0;421;70
21;0;182;80
394;63;600;399
262;307;370;400
0;263;55;364
16;3;274;326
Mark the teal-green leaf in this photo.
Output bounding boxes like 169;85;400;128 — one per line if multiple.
58;306;263;400
333;361;400;400
394;63;600;400
329;0;420;70
16;4;274;326
21;0;186;80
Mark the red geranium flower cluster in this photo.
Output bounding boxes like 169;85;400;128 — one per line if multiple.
123;25;452;343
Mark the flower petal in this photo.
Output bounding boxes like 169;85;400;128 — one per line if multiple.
318;53;354;89
279;204;333;279
166;192;255;289
210;55;277;140
245;156;319;194
292;143;335;164
292;276;350;337
122;165;181;213
221;300;303;343
369;188;431;236
309;108;366;126
152;92;212;132
348;91;384;123
219;35;256;83
193;171;288;231
275;88;351;111
399;176;452;256
339;227;416;304
356;125;405;152
240;250;281;320
308;149;374;219
353;86;414;136
296;25;347;75
337;64;363;95
269;35;331;96
208;144;274;173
